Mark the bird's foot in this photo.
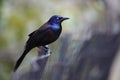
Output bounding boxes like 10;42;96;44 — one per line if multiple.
38;45;52;55
42;45;52;54
43;45;49;50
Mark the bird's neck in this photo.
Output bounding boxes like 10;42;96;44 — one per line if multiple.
51;23;61;30
50;23;62;36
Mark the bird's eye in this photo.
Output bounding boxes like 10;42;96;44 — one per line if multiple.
57;17;63;20
56;17;60;20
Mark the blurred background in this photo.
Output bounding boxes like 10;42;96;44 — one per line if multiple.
0;0;120;80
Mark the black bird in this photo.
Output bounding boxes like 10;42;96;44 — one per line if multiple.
14;15;69;71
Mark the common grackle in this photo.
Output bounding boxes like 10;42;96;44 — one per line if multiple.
13;15;69;71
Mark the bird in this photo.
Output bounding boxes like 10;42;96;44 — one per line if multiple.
13;15;69;72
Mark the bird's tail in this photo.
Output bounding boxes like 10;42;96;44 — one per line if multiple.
13;48;30;72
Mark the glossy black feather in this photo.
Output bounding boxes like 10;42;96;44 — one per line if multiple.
13;15;69;71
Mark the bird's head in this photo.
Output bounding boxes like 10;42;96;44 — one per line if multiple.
48;15;69;25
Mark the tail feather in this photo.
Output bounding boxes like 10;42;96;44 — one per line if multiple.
13;49;30;72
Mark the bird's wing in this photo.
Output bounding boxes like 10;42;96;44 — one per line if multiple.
28;23;51;37
26;23;52;48
28;30;36;37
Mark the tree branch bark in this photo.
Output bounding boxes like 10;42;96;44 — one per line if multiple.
29;46;51;80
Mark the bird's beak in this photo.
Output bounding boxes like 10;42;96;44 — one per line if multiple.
61;17;69;21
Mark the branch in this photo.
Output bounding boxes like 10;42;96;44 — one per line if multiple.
29;46;51;80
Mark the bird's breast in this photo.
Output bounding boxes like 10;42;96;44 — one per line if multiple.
41;28;61;45
48;28;61;40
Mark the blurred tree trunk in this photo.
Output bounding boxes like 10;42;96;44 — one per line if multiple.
51;34;69;80
67;0;120;80
67;34;120;80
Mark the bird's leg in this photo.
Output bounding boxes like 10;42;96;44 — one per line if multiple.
41;45;52;54
43;45;49;50
40;45;48;53
37;45;51;60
